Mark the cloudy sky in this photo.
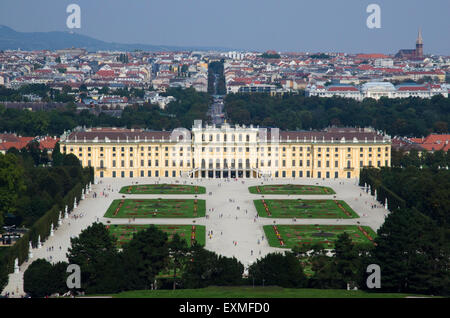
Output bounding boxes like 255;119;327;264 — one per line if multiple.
1;0;449;54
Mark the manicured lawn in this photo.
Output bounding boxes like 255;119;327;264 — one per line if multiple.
119;184;206;195
104;199;206;218
263;224;377;249
107;224;205;247
254;199;359;218
103;286;430;298
249;184;335;195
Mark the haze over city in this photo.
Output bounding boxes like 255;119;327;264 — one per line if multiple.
1;0;450;54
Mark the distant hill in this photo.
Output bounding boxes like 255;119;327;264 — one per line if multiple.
0;25;230;52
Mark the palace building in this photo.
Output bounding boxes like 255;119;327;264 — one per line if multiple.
60;121;391;180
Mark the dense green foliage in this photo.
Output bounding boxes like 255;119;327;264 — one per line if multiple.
360;166;450;227
0;87;210;136
182;244;244;288
224;93;450;136
260;52;281;59
310;53;330;59
46;224;244;295
0;84;75;103
1;143;89;227
391;149;450;169
369;208;449;295
0;144;93;290
358;153;450;295
23;259;69;297
249;252;307;288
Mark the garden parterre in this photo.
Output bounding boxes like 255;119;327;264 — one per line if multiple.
104;198;206;218
119;183;206;195
249;184;335;195
107;224;206;247
263;224;377;249
254;199;359;218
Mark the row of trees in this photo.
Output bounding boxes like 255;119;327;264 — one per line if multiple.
23;223;245;296
391;148;450;168
357;155;450;295
224;93;449;136
0;143;87;228
0;87;211;136
23;222;363;297
0;84;75;103
360;165;450;227
0;144;93;291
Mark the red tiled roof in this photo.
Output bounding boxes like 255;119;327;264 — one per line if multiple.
39;137;59;150
356;54;388;59
0;140;30;151
408;134;450;151
327;86;359;92
96;70;115;77
397;86;429;91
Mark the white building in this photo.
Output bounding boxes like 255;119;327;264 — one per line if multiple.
374;59;394;68
360;82;397;99
305;82;449;100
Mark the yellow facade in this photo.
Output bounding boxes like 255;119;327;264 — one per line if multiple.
61;124;391;180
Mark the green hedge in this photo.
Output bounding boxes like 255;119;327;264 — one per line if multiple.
0;167;93;278
359;168;406;211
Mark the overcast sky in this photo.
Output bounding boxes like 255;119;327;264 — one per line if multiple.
1;0;449;54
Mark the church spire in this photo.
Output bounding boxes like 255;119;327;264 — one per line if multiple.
416;28;423;45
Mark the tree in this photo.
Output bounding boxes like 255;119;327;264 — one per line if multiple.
0;254;9;292
23;259;54;297
248;252;306;288
181;244;244;288
370;208;450;295
52;142;64;167
121;225;169;290
0;153;26;227
48;261;70;295
66;222;119;293
23;260;70;297
62;154;81;166
213;255;244;286
333;232;361;287
168;233;188;290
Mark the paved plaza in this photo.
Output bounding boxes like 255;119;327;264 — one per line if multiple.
1;176;389;297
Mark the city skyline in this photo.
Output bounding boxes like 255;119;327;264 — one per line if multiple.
1;0;450;55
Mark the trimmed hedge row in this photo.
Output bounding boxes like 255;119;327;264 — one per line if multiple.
0;167;93;277
359;168;406;211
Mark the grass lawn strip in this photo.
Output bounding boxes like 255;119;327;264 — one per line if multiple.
107;224;206;247
263;224;377;249
104;198;206;218
119;184;206;195
249;184;335;195
101;286;436;298
254;199;359;219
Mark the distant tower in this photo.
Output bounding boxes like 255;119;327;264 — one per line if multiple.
416;28;423;58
